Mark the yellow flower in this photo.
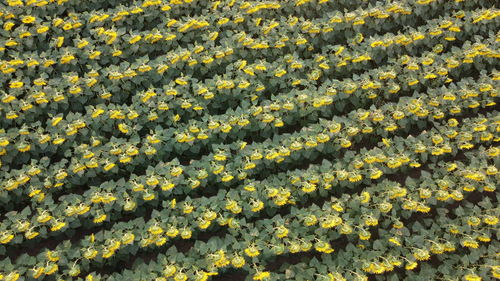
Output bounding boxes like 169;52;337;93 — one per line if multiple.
477;235;490;242
44;263;58;275
22;16;36;24
83;247;98;260
370;169;383;179
26;230;39;239
129;35;142;44
348;173;362;182
198;219;211;229
314;241;334;253
102;247;116;259
89;51;101;59
388;220;403;229
4;21;15;31
18;144;31;152
175;77;188;85
166;227;179;237
5;38;19;46
9;81;24;88
253;271;270;280
301;182;316;193
221;173;234;182
405;261;418;270
274;69;287;77
244;246;260;257
121;233;135;245
413;249;430;261
250;200;264;212
358;230;371;240
340;138;351;148
138;64;152;72
483;215;498;225
328;202;342;212
365;216;378;226
32;266;45;278
388;237;401;246
462;238;479;248
104;162;115;171
360;191;370;203
170;166;183;177
408;79;419;86
275;226;289;238
93;214;107;223
0;232;14;244
464;274;481;281
143;192;155;201
231;255;246;268
50;221;66;232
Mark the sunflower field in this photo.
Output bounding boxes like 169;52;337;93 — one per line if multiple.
0;0;499;280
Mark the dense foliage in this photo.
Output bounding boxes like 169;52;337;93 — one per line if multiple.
0;0;498;280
